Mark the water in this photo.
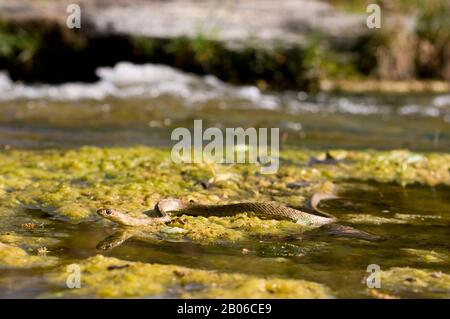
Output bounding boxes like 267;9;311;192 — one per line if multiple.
0;62;449;151
0;62;449;298
0;182;448;298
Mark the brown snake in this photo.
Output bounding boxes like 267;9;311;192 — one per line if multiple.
97;194;337;227
96;194;382;250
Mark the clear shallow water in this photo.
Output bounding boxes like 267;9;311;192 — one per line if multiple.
0;62;449;151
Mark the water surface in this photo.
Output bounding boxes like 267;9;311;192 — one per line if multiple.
0;63;449;298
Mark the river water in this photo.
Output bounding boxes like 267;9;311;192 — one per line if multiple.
0;62;449;298
0;62;449;151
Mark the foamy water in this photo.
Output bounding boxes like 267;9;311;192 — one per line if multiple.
0;62;449;120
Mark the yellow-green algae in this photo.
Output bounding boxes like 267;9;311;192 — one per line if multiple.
0;242;58;268
0;146;449;298
341;213;449;226
0;147;448;225
168;213;309;243
45;255;332;298
324;150;450;187
0;232;60;250
0;146;449;245
400;248;449;264
98;213;317;249
379;267;450;297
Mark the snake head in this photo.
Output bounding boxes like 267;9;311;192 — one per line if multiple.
97;208;119;219
96;240;116;250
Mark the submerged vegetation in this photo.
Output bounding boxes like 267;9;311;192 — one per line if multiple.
0;0;449;300
46;255;333;298
0;147;449;298
1;0;449;91
0;147;448;223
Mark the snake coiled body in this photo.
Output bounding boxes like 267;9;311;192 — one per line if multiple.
156;199;335;226
96;195;383;250
97;196;336;227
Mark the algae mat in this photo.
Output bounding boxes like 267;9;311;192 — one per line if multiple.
0;147;449;298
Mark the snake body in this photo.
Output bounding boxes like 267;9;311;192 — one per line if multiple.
96;195;382;250
157;199;336;226
97;196;336;227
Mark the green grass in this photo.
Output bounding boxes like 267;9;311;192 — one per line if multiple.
0;20;42;62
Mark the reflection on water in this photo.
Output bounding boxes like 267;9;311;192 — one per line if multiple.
0;183;448;298
0;63;449;151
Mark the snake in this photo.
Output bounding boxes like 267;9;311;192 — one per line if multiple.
96;194;337;227
96;194;382;249
97;208;171;227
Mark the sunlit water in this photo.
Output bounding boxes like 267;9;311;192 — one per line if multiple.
0;62;449;151
0;63;449;298
0;183;448;298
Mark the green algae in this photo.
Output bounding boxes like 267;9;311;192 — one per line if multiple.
0;232;60;250
328;150;450;186
45;255;332;298
342;213;448;226
0;146;449;244
168;213;308;244
1;147;448;224
0;242;58;269
95;213;310;249
379;267;450;297
400;249;449;264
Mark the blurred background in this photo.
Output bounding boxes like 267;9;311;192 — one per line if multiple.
0;0;449;151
